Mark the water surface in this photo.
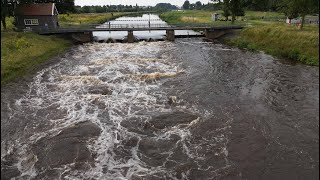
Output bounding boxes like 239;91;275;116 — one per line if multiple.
93;14;202;41
1;39;319;179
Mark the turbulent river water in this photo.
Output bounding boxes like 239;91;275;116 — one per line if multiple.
1;15;319;180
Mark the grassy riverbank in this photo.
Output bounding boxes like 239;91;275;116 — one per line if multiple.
160;10;285;25
1;17;72;86
1;30;71;85
1;12;144;85
160;10;319;65
226;23;319;66
59;12;146;26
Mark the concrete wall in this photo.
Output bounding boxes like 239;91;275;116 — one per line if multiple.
204;29;231;40
71;32;93;43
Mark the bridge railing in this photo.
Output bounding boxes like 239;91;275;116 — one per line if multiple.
39;23;245;33
58;23;243;28
95;23;173;29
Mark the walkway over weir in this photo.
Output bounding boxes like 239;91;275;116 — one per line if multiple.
38;23;244;42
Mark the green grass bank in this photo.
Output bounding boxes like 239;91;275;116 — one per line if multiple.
226;23;319;66
1;31;72;85
1;12;143;86
59;12;148;26
160;10;319;66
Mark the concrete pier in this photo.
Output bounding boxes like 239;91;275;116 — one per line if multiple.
127;30;134;43
166;30;175;41
71;32;93;43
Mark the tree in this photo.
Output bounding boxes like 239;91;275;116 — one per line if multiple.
195;1;202;9
212;0;244;24
182;0;190;10
56;0;75;13
281;0;318;29
229;0;245;24
220;0;231;20
18;0;75;13
1;0;17;30
155;3;177;11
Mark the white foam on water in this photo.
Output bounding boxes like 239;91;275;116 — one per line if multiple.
3;41;233;179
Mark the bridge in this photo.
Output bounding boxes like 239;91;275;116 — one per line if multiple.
38;23;244;43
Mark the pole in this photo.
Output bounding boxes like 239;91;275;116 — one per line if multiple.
149;14;151;32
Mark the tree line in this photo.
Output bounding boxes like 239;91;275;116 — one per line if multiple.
75;4;149;14
74;3;179;13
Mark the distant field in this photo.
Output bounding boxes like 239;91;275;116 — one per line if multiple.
160;10;214;24
160;10;286;25
59;12;145;26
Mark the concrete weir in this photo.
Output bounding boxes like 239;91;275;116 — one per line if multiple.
71;32;93;43
69;29;235;43
65;26;241;43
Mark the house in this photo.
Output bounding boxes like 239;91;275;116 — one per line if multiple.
212;13;221;21
286;17;301;24
15;3;59;31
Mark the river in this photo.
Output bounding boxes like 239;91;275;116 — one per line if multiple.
93;14;202;41
1;14;319;180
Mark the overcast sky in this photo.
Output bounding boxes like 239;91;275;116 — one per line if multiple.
75;0;212;7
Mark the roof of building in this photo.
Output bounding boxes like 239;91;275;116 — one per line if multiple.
16;3;58;16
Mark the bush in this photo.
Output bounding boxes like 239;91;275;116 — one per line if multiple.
15;37;30;50
288;49;300;60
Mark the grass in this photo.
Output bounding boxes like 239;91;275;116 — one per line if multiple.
1;17;72;85
160;10;215;24
227;23;319;66
160;10;319;65
1;12;144;85
159;10;285;25
58;12;145;26
1;31;72;85
244;11;286;20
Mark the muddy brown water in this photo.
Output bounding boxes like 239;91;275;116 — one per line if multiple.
1;38;319;180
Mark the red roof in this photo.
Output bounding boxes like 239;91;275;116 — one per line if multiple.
16;3;58;16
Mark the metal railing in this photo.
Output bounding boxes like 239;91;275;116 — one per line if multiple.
111;19;162;21
38;23;245;33
96;23;172;29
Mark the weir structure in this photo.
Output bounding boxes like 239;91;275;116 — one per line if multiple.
38;23;244;43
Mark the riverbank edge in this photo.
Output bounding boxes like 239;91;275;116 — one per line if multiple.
1;12;153;86
59;11;156;26
221;28;319;66
1;33;73;86
160;11;319;66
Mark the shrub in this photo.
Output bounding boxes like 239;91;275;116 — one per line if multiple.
15;37;30;50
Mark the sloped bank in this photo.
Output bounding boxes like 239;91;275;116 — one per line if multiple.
222;23;319;66
1;32;72;86
160;11;319;66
